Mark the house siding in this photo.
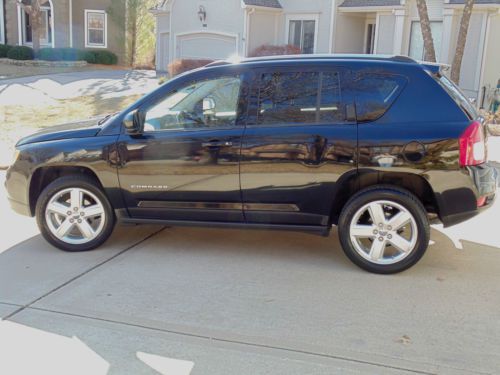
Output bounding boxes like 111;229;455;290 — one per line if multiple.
2;0;126;65
4;0;19;46
71;0;126;63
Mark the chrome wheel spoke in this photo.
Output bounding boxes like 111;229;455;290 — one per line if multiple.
70;189;82;210
84;204;104;218
77;220;95;239
368;202;386;226
351;224;376;238
388;234;413;253
46;202;69;217
55;219;74;238
369;238;386;261
387;211;412;231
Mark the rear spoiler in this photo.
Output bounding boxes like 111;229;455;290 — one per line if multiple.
419;61;451;75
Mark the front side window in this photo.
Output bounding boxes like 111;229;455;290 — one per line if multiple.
257;71;345;125
355;74;407;123
288;19;316;54
143;76;242;132
85;10;107;48
409;21;443;61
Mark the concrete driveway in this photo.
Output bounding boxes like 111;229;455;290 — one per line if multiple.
1;165;499;374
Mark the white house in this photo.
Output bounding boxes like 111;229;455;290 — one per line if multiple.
151;0;500;108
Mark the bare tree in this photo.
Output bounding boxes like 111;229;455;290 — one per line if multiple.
416;0;437;62
451;0;475;84
16;0;43;52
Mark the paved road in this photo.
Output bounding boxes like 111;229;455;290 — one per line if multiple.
1;169;499;375
0;69;158;106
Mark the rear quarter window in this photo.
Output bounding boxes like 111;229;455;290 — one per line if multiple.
354;74;407;123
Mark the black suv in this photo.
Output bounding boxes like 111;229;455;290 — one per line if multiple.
5;55;497;273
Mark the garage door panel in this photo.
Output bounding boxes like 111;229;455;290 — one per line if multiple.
177;33;237;60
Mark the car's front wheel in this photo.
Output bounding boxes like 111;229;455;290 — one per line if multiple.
36;176;115;251
338;186;430;274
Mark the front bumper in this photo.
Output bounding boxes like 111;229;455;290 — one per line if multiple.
7;197;31;216
4;164;32;217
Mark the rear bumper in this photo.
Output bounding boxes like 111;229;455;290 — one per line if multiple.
439;163;497;227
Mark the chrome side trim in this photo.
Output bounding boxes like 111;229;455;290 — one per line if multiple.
137;201;300;212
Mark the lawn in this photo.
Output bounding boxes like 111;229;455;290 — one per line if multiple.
0;94;141;168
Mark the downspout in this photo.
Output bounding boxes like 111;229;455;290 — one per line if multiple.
69;0;73;47
329;0;337;53
477;10;498;109
244;7;255;56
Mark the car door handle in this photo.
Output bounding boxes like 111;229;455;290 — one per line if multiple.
202;141;233;148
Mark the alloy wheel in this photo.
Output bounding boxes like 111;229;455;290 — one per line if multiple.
45;187;106;245
349;200;418;265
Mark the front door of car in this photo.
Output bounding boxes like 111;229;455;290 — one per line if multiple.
117;71;250;222
240;65;358;226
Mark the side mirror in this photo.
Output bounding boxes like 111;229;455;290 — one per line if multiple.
203;97;216;114
123;109;144;135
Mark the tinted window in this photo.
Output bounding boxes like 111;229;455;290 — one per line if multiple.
257;71;345;125
436;74;477;120
355;74;407;123
143;76;241;132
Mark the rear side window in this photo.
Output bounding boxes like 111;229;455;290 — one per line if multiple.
257;71;346;125
354;74;407;123
435;74;477;120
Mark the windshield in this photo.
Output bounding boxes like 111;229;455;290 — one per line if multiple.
436;74;477;120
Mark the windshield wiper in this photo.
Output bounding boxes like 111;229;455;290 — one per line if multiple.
98;112;119;125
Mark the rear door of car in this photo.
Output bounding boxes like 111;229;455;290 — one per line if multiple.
240;63;358;226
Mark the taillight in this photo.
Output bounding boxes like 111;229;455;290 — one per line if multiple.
459;121;486;166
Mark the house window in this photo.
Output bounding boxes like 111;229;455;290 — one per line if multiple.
22;6;52;45
85;10;107;48
409;21;443;61
365;23;376;54
287;17;317;54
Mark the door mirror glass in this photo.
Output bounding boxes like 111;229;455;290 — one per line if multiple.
123;109;143;135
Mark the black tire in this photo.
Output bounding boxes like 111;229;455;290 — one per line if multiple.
35;175;115;252
338;185;430;274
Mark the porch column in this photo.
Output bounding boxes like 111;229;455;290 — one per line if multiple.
392;9;406;55
441;8;455;64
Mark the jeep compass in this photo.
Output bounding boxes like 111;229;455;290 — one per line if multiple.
5;55;497;273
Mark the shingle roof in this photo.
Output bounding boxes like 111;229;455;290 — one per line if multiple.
339;0;401;7
449;0;500;3
243;0;282;9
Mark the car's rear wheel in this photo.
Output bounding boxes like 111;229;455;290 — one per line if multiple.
36;176;115;251
338;186;430;274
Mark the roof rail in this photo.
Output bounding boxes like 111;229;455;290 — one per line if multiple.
204;54;418;67
205;60;231;67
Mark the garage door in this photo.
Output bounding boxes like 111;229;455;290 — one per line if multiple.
176;33;237;60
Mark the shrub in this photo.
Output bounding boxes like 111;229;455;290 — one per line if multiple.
80;51;97;64
38;47;64;61
93;50;118;65
61;48;82;61
249;44;302;57
168;59;214;77
7;46;34;60
0;44;12;58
